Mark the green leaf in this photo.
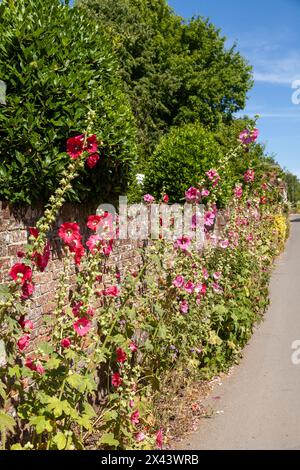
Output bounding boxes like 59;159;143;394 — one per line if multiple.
100;433;119;448
29;415;53;434
53;432;67;450
0;411;16;433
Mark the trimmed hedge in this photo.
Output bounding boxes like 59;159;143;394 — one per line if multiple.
0;0;137;205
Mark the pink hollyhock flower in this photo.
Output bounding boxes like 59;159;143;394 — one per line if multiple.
85;135;98;154
61;338;71;349
130;410;140;425
86;234;101;253
135;432;146;443
87;215;102;231
86;153;100;169
67;135;85;159
32;242;51;272
234;185;243;199
19;317;34;331
25;357;36;371
162;194;169;203
239;128;259;146
29;227;39;239
58;222;81;245
156;429;163;449
213;272;221;281
180;300;189;314
116;347;127;363
72;301;83;317
246;234;254;242
201;188;210;197
129;342;138;353
206;169;218;181
35;363;45;375
219;239;229;249
244;169;255;183
21;281;34;300
173;275;185;288
104;285;119;297
204;211;215;227
9;263;32;284
202;268;209;280
143;194;155;203
174;236;191;252
73;317;91;337
185;187;201;203
17;334;30;351
184;281;195;294
112;372;122;388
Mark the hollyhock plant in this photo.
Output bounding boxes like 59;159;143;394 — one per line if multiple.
116;347;127;363
130;410;140;425
173;275;185;288
58;222;81;245
111;372;122;388
73;318;92;337
17;334;30;351
244;169;255;183
9;263;32;284
185;187;201;203
86;153;100;169
67;134;85;159
143;194;155;203
61;338;71;349
180;300;189;314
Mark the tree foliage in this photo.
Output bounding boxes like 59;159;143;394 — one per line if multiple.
78;0;253;157
0;0;137;204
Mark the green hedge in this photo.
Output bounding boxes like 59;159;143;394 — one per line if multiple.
0;0;137;205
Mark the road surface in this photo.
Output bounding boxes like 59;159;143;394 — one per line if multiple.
178;215;300;450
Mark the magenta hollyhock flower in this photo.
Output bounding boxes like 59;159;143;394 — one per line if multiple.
61;338;71;349
130;410;140;425
234;185;243;199
86;153;100;169
185;187;201;203
180;300;189;314
104;285;120;297
9;263;32;284
201;188;210;197
162;194;169;203
58;222;81;245
129;342;138;353
25;357;36;371
219;239;229;249
67;135;85;159
21;280;35;300
135;432;146;443
184;281;195;294
204;211;215;227
17;334;30;351
35;363;45;375
173;275;185;288
174;236;191;252
246;234;254;242
85;135;98;154
239;128;259;145
116;347;127;363
86;234;101;253
156;429;163;449
73;317;91;337
143;194;155;203
206;169;218;181
29;227;39;239
244;169;255;183
112;372;122;388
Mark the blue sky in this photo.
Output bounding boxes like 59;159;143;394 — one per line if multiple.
168;0;300;177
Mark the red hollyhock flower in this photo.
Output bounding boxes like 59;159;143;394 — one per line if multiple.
29;227;39;239
67;135;85;159
87;215;102;231
9;263;32;284
58;222;81;245
72;301;84;317
103;285;119;297
21;281;35;299
111;372;122;388
85;135;98;154
35;363;45;375
18;317;34;331
32;242;51;272
61;338;71;349
25;357;45;375
116;347;127;363
69;238;85;265
162;194;169;203
86;153;100;169
73;317;91;336
17;251;25;258
17;334;30;351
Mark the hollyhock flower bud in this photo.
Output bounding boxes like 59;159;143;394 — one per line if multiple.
86;153;100;169
116;347;127;363
162;194;169;203
61;338;71;349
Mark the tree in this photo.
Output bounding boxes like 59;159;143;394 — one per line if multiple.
0;0;137;204
78;0;253;158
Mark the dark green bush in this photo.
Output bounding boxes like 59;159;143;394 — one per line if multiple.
143;123;223;203
0;0;137;205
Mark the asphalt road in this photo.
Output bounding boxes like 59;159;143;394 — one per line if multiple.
178;215;300;450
